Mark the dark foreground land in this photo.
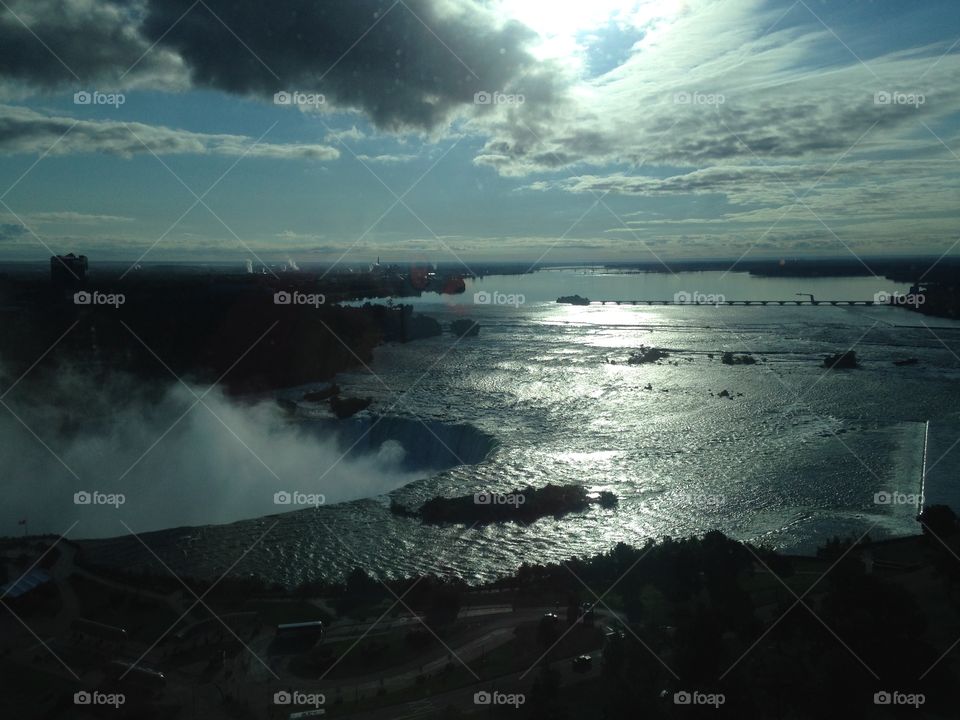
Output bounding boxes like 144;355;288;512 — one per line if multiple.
0;265;464;395
3;507;960;719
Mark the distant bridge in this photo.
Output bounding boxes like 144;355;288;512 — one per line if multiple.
589;299;877;306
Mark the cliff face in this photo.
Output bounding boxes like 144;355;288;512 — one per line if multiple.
305;416;496;470
387;304;442;343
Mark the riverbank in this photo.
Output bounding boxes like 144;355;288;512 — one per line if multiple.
0;270;450;395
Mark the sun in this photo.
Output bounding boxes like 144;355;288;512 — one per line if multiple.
497;0;687;62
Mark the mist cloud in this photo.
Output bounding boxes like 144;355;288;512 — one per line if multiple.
0;363;430;538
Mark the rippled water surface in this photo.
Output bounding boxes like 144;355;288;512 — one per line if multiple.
83;271;960;585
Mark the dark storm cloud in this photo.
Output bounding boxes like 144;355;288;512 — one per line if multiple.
140;0;539;129
0;0;543;131
0;0;182;88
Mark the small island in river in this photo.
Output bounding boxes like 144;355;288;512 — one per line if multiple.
391;483;617;525
557;295;591;305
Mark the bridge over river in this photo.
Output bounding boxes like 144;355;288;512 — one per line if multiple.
588;299;877;306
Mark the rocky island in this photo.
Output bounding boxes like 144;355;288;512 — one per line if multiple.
721;352;757;365
391;484;617;525
627;346;669;365
823;350;860;369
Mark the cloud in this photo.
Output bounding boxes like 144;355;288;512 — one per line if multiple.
0;222;27;242
1;0;958;258
274;230;328;246
535;165;857;200
471;0;960;176
0;0;547;132
325;125;367;143
357;153;418;164
0;0;186;91
142;0;543;130
0;104;340;160
460;0;960;257
0;365;434;537
27;211;134;224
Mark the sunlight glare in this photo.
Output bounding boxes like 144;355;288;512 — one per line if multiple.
498;0;686;62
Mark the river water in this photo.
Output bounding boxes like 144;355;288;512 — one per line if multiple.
80;270;960;585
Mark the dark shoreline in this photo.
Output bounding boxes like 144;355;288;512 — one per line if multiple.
0;268;459;396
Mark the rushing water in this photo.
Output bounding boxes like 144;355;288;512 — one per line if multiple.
81;270;960;586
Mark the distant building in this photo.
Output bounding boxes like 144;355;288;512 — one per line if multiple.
50;253;88;285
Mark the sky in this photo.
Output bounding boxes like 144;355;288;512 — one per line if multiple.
0;0;958;267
